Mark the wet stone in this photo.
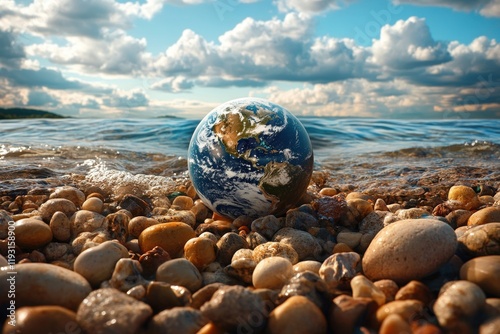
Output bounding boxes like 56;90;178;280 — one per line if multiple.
457;223;500;259
50;186;86;207
460;255;500;297
76;288;152;334
319;252;361;290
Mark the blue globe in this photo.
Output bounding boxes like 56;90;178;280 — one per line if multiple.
188;98;314;219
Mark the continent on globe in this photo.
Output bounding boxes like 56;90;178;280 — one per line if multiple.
188;98;314;219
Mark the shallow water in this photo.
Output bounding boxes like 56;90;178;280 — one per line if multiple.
1;117;499;198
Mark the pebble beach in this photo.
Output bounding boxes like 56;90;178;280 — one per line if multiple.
0;118;499;333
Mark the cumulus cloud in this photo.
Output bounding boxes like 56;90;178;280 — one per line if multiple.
27;90;59;107
103;89;150;108
394;0;500;17
0;28;25;68
371;17;451;71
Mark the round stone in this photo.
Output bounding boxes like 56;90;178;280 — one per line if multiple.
468;207;500;226
252;256;293;290
138;222;196;257
362;219;457;283
14;218;53;249
448;185;481;210
184;236;217;271
81;197;104;213
49;211;71;242
292;260;322;274
2;306;81;334
0;263;91;310
188;98;314;219
74;240;129;287
267;295;327;334
460;255;500;297
39;198;77;223
156;258;202;292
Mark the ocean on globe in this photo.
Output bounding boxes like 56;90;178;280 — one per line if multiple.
188;98;314;219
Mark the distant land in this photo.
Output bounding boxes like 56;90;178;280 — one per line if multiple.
0;108;66;119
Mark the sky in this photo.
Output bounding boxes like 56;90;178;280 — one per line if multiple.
0;0;499;119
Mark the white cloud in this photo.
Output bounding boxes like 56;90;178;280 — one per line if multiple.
103;89;150;108
394;0;500;17
274;0;356;15
371;17;451;70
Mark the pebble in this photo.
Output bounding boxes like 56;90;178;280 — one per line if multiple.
50;186;86;207
376;299;424;324
251;214;282;239
333;242;354;253
109;258;149;292
395;280;434;306
70;209;106;238
337;231;362;249
128;216;160;238
71;230;110;254
119;194;151;217
319;252;361;290
267;295;327;334
145;281;184;312
253;241;299;264
448;185;481;210
379;313;412;334
446;209;472;228
2;306;82;334
396;207;429;220
138;222;196;257
49;211;71;242
81;196;104;213
76;288;152;334
171;195;194;210
225;253;256;284
319;187;337;196
252;256;293;290
216;232;249;266
139;245;171;277
0;263;91;310
350;274;386;306
156;258;202;292
468;206;500;226
460;255;500;297
273;227;321;261
279;271;329;308
104;211;129;244
285;210;319;231
14;218;53;249
292;260;322;274
458;223;500;260
200;285;266;332
374;198;389;211
156;209;197;227
362;219;457;283
73;240;129;287
126;284;146;300
39;198;77;222
374;279;399;303
347;198;374;221
184;236;217;270
148;307;207;334
329;295;377;334
433;280;486;332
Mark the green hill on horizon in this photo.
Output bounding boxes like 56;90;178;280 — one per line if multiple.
0;108;66;119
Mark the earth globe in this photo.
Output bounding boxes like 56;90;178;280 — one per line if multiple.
188;98;314;219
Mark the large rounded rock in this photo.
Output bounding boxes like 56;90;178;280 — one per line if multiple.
468;207;500;226
448;185;481;210
139;222;195;257
2;306;81;334
457;223;500;258
14;218;53;249
0;263;91;310
362;219;457;283
74;240;129;287
460;255;500;297
39;198;77;223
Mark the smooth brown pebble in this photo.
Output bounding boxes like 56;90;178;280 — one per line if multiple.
376;300;424;324
395;280;434;306
0;263;91;310
379;313;411;334
139;222;195;257
460;255;500;297
184;236;217;271
350;275;386;306
49;211;71;242
2;306;81;334
374;279;399;303
292;260;322;274
73;240;129;287
148;307;207;334
156;258;202;292
329;295;377;334
171;196;194;210
448;185;481;210
252;256;293;290
267;295;327;334
457;223;500;258
14;218;53;249
468;206;500;226
128;216;160;238
362;219;457;283
39;198;77;222
81;197;104;213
